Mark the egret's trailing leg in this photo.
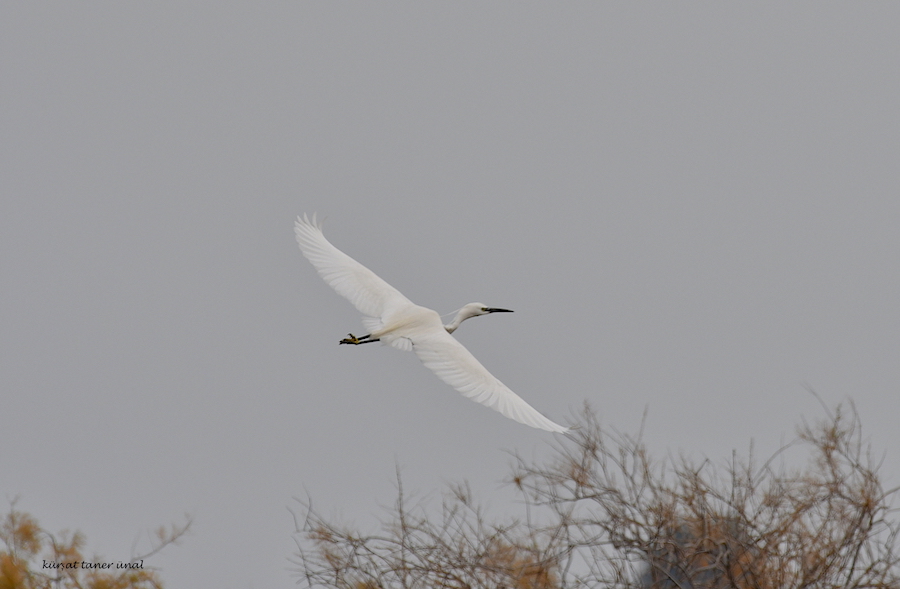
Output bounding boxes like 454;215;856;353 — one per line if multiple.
339;333;380;345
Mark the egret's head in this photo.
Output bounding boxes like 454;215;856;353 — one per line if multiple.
444;302;513;332
463;302;514;318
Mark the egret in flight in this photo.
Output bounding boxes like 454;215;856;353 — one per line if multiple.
294;214;567;433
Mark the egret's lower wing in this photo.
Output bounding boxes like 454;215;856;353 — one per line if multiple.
412;331;568;433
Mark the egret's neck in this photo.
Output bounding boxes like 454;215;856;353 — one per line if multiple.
443;309;472;334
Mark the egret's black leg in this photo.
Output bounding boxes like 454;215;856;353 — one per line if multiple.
339;333;380;345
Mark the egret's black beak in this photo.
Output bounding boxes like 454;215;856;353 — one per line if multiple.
485;307;513;313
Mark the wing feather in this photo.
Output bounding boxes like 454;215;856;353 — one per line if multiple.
413;331;568;433
294;214;413;320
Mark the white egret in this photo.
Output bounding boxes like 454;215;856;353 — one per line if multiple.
294;214;567;433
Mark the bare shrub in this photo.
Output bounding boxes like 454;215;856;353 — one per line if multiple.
0;501;190;589
293;402;899;589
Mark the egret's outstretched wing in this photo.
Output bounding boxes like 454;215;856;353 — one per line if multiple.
413;331;568;433
295;214;413;319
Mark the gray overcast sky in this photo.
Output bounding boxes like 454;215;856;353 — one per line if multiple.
2;3;899;588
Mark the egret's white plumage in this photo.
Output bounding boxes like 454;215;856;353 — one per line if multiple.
294;214;567;433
